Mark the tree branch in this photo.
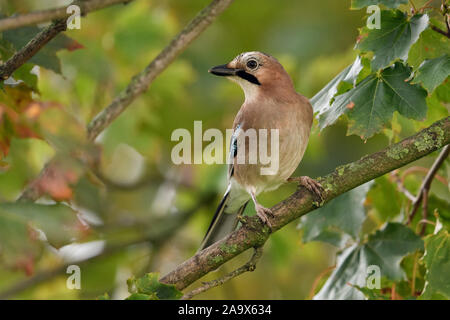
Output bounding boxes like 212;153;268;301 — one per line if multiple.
407;144;450;224
160;117;450;291
0;0;134;32
0;19;67;80
17;0;235;202
430;24;450;38
181;246;263;300
391;170;416;201
86;0;235;140
0;1;136;80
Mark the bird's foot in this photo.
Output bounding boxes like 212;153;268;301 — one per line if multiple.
255;204;274;231
288;176;324;202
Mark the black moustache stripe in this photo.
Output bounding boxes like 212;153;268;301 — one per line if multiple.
236;70;261;85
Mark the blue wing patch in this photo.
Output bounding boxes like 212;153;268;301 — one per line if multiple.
228;123;241;178
230;123;241;159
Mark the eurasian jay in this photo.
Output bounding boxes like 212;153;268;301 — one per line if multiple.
199;51;322;250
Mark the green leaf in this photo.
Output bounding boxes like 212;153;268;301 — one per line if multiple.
421;229;450;299
79;252;120;296
3;26;83;74
0;202;85;248
311;56;363;114
126;273;182;300
299;182;373;247
314;223;423;300
12;63;38;92
0;37;15;60
304;229;351;248
314;244;367;300
367;176;402;222
96;293;111;300
366;222;424;279
436;80;450;103
413;54;450;93
319;62;427;139
126;293;154;300
351;0;408;9
0;207;43;274
432;197;450;232
357;11;429;71
352;284;391;300
420;87;450;130
0;202;86;274
408;24;450;69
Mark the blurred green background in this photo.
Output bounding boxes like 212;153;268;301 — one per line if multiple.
1;0;440;299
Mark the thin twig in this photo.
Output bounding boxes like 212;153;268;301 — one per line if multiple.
409;0;417;14
307;265;335;300
416;219;436;234
447;14;450;33
86;0;235;140
0;1;136;79
418;0;434;13
430;1;450;39
181;246;263;300
17;0;235;202
0;19;67;80
391;170;416;201
410;251;419;296
401;166;447;186
420;189;429;235
391;283;398;300
0;0;136;80
0;0;133;32
430;24;450;38
444;0;450;33
407;144;450;225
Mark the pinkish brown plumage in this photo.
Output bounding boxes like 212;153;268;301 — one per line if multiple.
199;52;322;251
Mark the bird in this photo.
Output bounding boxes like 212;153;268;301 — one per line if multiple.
199;51;322;251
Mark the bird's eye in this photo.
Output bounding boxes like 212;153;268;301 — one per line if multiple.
246;59;258;70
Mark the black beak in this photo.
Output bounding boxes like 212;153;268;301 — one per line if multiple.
208;64;261;85
208;64;240;76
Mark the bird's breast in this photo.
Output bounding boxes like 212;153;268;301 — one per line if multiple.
233;97;312;195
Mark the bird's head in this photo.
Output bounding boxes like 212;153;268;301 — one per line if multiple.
209;51;295;102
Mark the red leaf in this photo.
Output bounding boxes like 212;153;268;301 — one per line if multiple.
15;255;35;276
65;39;85;52
35;162;82;201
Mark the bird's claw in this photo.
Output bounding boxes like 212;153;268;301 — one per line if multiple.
288;176;324;202
255;204;273;231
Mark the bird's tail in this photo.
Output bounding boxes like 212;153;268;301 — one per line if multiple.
198;190;248;251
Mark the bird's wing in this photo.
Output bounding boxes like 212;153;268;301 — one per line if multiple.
199;123;250;251
228;123;242;179
198;182;249;251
